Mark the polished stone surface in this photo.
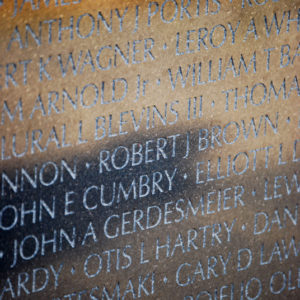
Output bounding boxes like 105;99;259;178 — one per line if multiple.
0;0;299;299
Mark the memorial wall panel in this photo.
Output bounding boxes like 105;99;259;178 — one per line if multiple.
0;0;300;299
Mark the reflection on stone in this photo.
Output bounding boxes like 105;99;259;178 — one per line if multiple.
0;0;300;299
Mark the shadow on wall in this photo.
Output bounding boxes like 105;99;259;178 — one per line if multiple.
0;123;299;298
